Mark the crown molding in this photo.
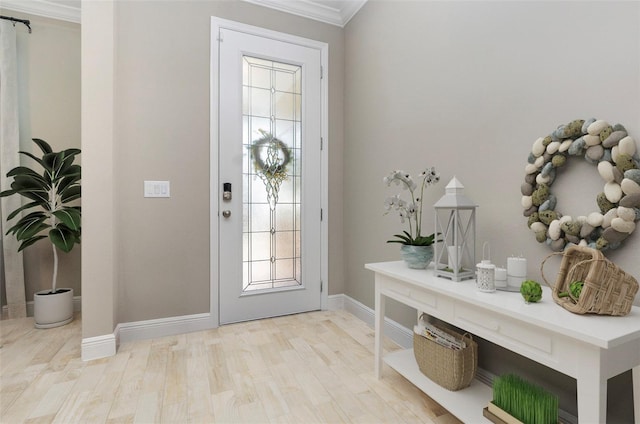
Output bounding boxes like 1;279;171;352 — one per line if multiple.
0;0;80;24
0;0;365;27
242;0;366;28
337;0;367;26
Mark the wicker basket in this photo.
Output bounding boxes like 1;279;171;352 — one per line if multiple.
413;325;477;391
541;245;639;316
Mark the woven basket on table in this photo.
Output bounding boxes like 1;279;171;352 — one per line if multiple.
541;245;639;316
413;325;477;391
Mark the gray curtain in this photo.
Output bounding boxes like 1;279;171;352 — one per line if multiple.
0;20;26;318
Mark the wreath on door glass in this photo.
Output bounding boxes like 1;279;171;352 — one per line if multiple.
250;130;292;210
522;118;639;252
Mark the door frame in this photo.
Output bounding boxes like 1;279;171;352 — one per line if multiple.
210;17;329;327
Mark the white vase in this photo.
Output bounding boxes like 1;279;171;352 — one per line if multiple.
33;288;74;329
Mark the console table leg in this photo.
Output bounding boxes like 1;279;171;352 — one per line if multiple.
374;283;385;379
576;373;607;424
633;365;639;424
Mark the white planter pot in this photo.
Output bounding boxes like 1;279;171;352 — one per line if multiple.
33;288;74;329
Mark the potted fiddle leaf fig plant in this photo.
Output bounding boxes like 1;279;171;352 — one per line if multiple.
0;138;81;328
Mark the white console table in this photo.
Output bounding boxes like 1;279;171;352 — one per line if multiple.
366;261;640;424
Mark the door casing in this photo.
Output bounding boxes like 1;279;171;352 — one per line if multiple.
210;17;329;327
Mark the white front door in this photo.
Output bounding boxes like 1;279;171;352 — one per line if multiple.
212;19;326;324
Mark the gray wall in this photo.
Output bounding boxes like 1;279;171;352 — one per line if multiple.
344;1;639;421
0;11;81;304
113;0;345;323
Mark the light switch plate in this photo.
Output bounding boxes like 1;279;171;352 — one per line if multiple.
144;181;170;198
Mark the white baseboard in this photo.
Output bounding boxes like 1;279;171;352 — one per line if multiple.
115;296;406;348
327;293;345;311
81;333;116;361
329;293;413;348
116;313;214;344
3;295;81;317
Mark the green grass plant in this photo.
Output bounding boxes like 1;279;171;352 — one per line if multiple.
492;373;558;424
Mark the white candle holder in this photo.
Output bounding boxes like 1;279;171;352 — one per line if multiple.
498;256;527;292
494;267;507;289
476;242;496;293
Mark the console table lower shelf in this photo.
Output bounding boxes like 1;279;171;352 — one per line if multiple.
385;349;491;423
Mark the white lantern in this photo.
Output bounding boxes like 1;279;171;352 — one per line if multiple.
434;177;477;281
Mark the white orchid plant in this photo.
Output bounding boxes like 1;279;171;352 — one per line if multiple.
384;167;440;246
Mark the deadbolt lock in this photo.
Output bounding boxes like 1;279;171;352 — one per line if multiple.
223;182;232;201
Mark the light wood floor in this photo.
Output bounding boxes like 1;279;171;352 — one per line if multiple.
1;310;461;423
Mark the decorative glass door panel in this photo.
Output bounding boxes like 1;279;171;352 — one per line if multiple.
242;56;302;292
215;22;323;325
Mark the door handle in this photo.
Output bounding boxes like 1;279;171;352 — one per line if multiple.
222;210;231;218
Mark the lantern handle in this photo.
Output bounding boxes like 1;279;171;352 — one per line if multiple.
482;241;491;262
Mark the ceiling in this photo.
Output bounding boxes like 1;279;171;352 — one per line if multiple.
0;0;367;27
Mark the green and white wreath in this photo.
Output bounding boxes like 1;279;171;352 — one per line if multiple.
522;118;640;252
250;131;291;177
250;130;292;210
